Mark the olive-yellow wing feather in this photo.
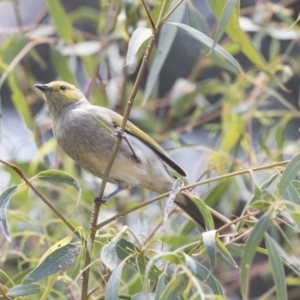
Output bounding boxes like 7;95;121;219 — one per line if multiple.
100;107;187;177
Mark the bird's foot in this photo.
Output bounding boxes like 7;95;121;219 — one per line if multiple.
114;127;141;163
94;196;107;204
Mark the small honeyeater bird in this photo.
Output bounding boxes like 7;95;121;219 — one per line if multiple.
35;81;230;229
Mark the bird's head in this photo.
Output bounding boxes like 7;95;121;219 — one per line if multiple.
35;81;86;118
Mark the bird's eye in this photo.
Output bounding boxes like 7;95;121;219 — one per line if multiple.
60;86;67;91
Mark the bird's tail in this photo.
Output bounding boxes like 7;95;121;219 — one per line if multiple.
174;191;234;234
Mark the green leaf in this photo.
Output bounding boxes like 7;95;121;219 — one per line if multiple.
104;260;125;300
278;153;300;197
211;0;238;52
240;213;270;295
46;0;73;43
190;196;215;230
209;0;267;70
33;170;82;204
7;73;33;130
143;3;186;103
202;230;217;270
265;234;288;300
187;3;210;35
154;274;167;300
101;226;128;270
216;238;238;267
24;244;78;283
7;283;41;297
194;261;224;296
116;238;160;282
0;185;19;242
168;22;243;75
132;293;154;300
284;183;300;205
126;27;152;66
50;49;76;84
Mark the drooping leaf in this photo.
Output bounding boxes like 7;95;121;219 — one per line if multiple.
209;0;267;70
240;213;270;295
143;3;186;103
104;260;125;300
33;170;82;204
46;0;73;43
24;244;78;283
7;73;34;130
116;238;160;282
168;22;243;75
202;230;217;270
278;153;300;197
7;284;41;297
126;27;153;66
265;234;288;300
211;0;238;52
0;185;19;242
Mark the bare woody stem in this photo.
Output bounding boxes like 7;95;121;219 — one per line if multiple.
81;2;168;298
94;160;289;230
0;159;79;238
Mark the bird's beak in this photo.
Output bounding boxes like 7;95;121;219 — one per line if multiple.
34;84;52;92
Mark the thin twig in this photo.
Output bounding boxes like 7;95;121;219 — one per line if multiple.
80;3;164;298
95;160;289;230
141;0;156;30
0;159;79;238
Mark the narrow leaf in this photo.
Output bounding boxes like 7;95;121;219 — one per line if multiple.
143;3;186;103
216;238;238;267
126;27;152;66
0;185;19;242
104;260;125;300
116;238;160;282
211;0;237;51
24;244;78;283
154;274;167;300
195;261;224;296
265;234;288;300
7;284;41;297
34;170;81;204
168;22;243;75
240;213;270;295
191;196;215;230
209;0;267;70
278;153;300;197
202;230;217;270
8;73;33;130
101;226;128;270
46;0;73;43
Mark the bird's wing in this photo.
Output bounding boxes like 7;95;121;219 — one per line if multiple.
94;107;187;177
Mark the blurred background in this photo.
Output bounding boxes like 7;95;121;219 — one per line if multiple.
1;0;300;299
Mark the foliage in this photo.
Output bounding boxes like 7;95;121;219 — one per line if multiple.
1;0;300;299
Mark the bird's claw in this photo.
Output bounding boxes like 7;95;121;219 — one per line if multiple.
94;196;107;204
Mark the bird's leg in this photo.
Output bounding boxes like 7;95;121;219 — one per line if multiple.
94;183;129;204
114;127;141;163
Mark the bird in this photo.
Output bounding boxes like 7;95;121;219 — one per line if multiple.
34;81;230;230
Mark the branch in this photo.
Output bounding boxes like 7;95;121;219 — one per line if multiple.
0;159;79;238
